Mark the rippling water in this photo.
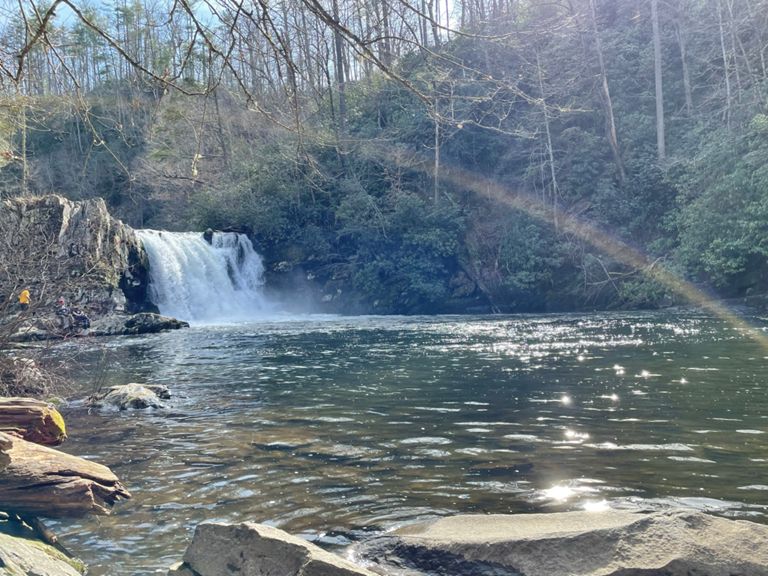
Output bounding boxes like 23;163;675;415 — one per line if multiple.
46;310;768;574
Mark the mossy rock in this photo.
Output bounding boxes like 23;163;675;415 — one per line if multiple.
0;531;85;575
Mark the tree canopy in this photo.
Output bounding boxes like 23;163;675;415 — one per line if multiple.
1;0;767;313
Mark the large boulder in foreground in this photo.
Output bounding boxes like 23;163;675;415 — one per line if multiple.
0;194;149;314
354;510;768;576
0;531;85;576
169;522;377;576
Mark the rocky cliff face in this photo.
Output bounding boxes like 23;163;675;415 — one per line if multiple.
0;195;149;314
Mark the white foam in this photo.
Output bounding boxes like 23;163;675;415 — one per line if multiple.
137;230;275;323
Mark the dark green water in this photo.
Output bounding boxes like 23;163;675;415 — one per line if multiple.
49;310;768;575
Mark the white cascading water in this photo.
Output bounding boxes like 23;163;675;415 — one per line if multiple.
136;230;274;323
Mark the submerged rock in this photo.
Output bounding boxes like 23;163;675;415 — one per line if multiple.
354;510;768;576
0;531;85;576
89;383;170;410
169;522;377;576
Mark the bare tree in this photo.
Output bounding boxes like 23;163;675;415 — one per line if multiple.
581;0;626;183
651;0;665;162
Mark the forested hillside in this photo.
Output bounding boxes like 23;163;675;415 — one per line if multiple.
1;0;767;314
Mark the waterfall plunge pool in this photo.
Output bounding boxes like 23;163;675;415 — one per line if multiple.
48;310;768;575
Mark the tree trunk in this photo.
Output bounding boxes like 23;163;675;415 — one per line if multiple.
587;0;626;183
674;14;693;116
536;51;559;229
0;398;67;446
19;91;29;197
433;88;441;205
725;0;743;101
331;0;347;166
651;0;666;162
213;89;230;168
381;0;392;66
717;0;732;130
0;431;130;518
445;0;451;39
332;0;347;135
429;0;441;47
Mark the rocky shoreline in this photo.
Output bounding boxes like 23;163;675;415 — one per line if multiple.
4;506;768;575
164;510;768;576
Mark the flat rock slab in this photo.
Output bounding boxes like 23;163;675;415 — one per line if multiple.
0;531;84;575
354;510;768;576
170;521;377;576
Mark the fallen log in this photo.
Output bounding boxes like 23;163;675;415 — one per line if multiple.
0;431;130;517
0;397;67;446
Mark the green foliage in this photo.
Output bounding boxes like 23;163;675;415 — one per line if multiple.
8;0;768;313
616;276;670;309
341;193;465;312
497;219;563;294
674;116;768;288
591;160;677;248
466;206;566;309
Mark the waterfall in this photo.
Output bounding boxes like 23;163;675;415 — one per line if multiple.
137;230;275;323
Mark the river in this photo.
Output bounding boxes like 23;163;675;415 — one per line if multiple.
49;310;768;575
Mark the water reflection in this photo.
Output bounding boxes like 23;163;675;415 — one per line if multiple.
41;311;768;575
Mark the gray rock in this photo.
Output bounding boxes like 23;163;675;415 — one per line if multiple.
89;313;189;336
7;312;188;342
88;383;170;410
0;532;85;576
122;313;189;334
170;522;377;576
168;562;199;576
354;510;768;576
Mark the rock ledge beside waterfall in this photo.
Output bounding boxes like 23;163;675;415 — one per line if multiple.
0;194;150;315
90;313;189;335
7;313;188;342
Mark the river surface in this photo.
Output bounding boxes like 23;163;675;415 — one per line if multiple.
48;310;768;575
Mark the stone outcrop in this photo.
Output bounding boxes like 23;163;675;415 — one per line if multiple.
89;312;189;336
0;531;85;576
169;522;377;576
354;510;768;576
88;383;170;410
0;194;149;315
8;312;188;342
